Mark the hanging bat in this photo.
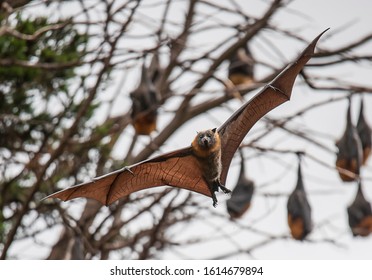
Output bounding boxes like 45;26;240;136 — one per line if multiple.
357;97;372;165
45;30;327;207
130;60;161;135
228;43;254;86
347;181;372;237
335;98;363;182
226;150;255;218
287;156;312;240
148;51;162;85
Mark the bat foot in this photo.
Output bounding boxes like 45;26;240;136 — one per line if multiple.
210;180;231;207
220;185;231;194
212;195;218;208
216;180;231;194
209;185;219;207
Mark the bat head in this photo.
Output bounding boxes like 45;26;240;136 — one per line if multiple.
195;128;218;149
192;128;221;159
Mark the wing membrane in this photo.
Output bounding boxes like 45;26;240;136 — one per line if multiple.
218;30;328;184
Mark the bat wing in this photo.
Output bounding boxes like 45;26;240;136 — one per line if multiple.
218;30;328;184
45;147;211;205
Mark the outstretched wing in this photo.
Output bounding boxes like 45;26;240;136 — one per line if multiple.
45;147;211;205
218;29;328;184
46;30;326;206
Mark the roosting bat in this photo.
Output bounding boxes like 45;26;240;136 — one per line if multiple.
357;98;372;165
335;98;363;182
287;156;312;240
228;44;254;86
226;150;255;218
130;60;161;135
347;181;372;237
45;30;327;207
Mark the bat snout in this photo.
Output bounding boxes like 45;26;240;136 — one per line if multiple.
201;137;212;148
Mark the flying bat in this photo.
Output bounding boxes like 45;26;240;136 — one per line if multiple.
130;59;161;135
45;30;327;207
287;156;312;240
228;43;255;86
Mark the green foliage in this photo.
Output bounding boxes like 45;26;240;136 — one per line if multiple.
0;14;88;151
0;13;92;233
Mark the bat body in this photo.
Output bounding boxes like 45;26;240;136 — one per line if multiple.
336;99;363;182
347;182;372;237
226;151;255;218
228;44;254;86
45;30;327;207
130;62;161;135
287;161;312;240
357;98;372;165
191;128;231;207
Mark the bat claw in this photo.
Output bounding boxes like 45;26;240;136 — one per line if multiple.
123;166;134;175
267;84;284;94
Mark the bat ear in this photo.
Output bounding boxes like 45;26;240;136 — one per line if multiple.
212;128;217;133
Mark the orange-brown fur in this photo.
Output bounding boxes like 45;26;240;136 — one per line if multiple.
133;114;157;135
191;131;221;159
191;129;222;183
229;74;254;86
362;147;371;165
288;214;305;240
336;158;359;182
352;216;372;237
